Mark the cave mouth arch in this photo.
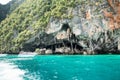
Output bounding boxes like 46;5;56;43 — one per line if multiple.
61;23;70;31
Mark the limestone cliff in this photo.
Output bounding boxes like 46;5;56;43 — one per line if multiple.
0;0;120;54
23;0;120;54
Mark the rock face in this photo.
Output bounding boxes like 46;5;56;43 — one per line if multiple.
45;49;52;55
56;31;68;40
55;48;64;53
22;0;120;55
118;37;120;51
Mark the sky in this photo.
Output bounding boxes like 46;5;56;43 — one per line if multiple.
0;0;12;5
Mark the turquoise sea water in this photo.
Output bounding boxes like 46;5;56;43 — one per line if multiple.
0;55;120;80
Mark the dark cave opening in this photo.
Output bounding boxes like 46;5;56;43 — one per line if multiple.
61;23;70;31
45;40;83;53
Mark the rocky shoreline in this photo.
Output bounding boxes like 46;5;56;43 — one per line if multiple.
20;25;120;55
1;23;120;55
19;48;120;55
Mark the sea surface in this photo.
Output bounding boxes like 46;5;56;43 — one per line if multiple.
0;54;120;80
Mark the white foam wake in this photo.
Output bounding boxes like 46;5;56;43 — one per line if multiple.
0;62;25;80
0;54;8;57
18;52;37;57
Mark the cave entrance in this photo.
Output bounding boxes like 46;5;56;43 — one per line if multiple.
61;23;70;31
45;40;83;54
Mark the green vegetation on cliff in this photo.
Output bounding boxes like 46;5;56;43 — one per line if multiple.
0;0;86;53
0;0;119;54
